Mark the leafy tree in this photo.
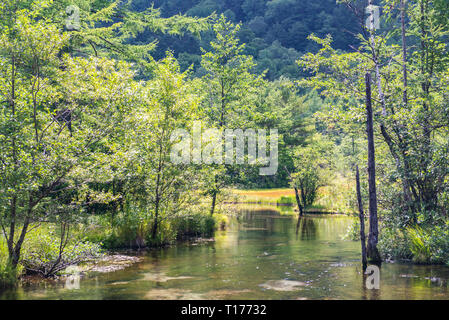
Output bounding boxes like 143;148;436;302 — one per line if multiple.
0;0;138;269
290;134;332;214
298;0;449;261
123;54;204;241
200;14;263;214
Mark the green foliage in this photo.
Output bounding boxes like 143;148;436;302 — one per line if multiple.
276;196;295;206
405;225;449;265
379;218;449;265
407;226;431;264
200;14;263;128
2;0;449;286
83;207;222;249
298;0;449;262
378;227;412;260
290;134;333;209
134;0;360;80
172;213;217;239
0;0;222;275
343;219;360;241
0;238;18;287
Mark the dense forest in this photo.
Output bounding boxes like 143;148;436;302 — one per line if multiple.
129;0;361;80
1;0;449;298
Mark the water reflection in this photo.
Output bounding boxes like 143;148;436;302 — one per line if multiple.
2;206;449;300
296;217;318;240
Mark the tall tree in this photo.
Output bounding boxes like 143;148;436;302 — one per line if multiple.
200;14;262;215
124;54;202;242
364;73;381;263
0;0;138;269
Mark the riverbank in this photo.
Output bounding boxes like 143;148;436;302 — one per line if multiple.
230;178;356;214
0;209;226;287
1;178;353;287
3;207;449;300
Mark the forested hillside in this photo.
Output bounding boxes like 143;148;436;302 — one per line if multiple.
130;0;360;79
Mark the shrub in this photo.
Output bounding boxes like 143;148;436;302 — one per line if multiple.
379;222;449;265
343;219;360;241
81;206;227;249
172;213;216;240
21;228;103;277
145;219;177;247
214;213;228;231
0;237;19;287
407;226;432;263
406;225;449;264
276;196;294;206
378;227;412;261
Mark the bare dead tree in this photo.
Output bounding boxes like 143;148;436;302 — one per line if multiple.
356;165;368;270
365;72;381;264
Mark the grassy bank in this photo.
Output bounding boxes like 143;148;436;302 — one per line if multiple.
1;178;353;286
231;175;357;214
0;209;228;286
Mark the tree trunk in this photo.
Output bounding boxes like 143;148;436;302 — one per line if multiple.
367;0;415;216
365;73;381;264
152;163;162;240
400;0;408;106
294;187;304;217
210;191;217;216
356;165;367;271
151;197;159;240
294;187;304;233
210;174;219;216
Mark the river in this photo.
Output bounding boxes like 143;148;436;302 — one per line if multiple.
2;205;449;300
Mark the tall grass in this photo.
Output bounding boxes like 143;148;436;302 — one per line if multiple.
82;208;226;249
0;236;19;287
232;176;356;214
314;174;356;214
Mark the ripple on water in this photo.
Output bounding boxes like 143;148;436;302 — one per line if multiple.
141;272;194;282
259;280;307;291
108;281;131;286
145;289;204;300
207;289;252;299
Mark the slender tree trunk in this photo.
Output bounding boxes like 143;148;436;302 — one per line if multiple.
401;0;408;106
367;0;415;214
365;73;381;264
151;195;160;240
210;79;226;216
367;0;386;117
294;187;304;232
398;0;418;216
419;0;436;211
210;175;218;216
152;147;163;240
294;187;304;217
356;165;367;271
210;191;217;216
7;53;19;269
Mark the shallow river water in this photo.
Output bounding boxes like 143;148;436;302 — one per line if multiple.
2;206;449;300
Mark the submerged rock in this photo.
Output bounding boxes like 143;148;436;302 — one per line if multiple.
83;254;142;274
